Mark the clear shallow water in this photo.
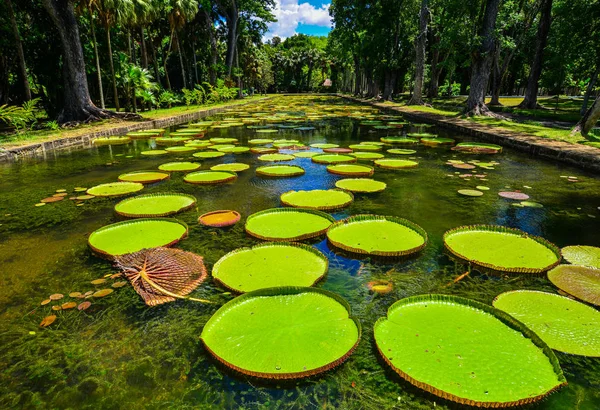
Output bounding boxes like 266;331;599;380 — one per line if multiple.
0;96;599;409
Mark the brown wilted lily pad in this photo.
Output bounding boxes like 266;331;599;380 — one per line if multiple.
61;302;77;309
93;289;113;298
40;315;57;327
49;293;64;301
498;191;530;200
41;196;64;203
78;301;92;311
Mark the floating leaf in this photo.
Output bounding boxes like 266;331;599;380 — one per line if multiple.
78;301;92;311
327;215;427;257
257;153;295;162
184;170;237;185
246;208;334;241
494;290;600;357
335;178;387;193
458;189;484;197
198;210;241;227
323;147;353;154
115;193;196;218
375;294;566;407
312;154;356;164
87;182;144;197
91;278;106;285
61;302;77;309
443;225;560;274
326;164;374;177
387;149;416;155
561;245;600;268
374;159;418;169
69;292;82;298
41;299;51;306
498;191;530;200
367;280;393;294
114;247;208;306
49;293;64;301
93;289;114;298
310;143;339;149
193;151;226;159
547;265;600;306
200;287;360;379
112;281;127;288
40;196;64;203
281;189;354;211
40;315;57;327
210;163;250;172
51;305;62;311
140;150;168;156
256;165;305;177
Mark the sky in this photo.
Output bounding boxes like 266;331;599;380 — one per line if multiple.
264;0;333;40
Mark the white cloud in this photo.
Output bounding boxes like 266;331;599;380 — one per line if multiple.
265;0;332;40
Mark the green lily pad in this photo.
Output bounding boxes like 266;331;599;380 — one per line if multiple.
209;144;235;151
443;225;561;274
185;141;212;148
210;137;238;144
249;138;273;145
256;165;305;177
326;164;374;177
140;150;168;156
200;287;360;379
210;163;250;172
453;142;503;154
349;144;381;151
406;133;436;138
293;151;319;158
93;136;131;146
335;178;387;193
165;146;197;153
561;245;600;268
494;290;600;357
458;189;484;197
213;243;328;293
156;137;190;145
312;154;357;164
350;152;385;160
421;137;455;146
255;129;279;133
374;159;418;169
127;131;161;139
547;265;600;306
246;208;334;241
219;146;250;154
380;137;419;144
257;153;295;162
193;151;226;159
88;218;188;259
118;171;170;184
184;170;237;185
158;162;201;172
387;149;416;155
114;193;196;218
310;143;339;149
327;215;427;257
281;189;354;211
375;294;566;407
87;182;144;197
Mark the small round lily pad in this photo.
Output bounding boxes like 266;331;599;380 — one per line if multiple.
293;151;319;158
87;182;144;197
193;151;226;159
310;143;339;149
210;163;250;172
327;164;374;177
257;153;295;162
158;162;201;172
118;171;170;184
335;178;387;193
387;149;416;155
458;189;484;197
140;150;168;156
374;159;418;169
350;152;385;160
499;191;530;200
184;170;237;185
199;210;241;227
281;189;354;211
312;154;357;164
256;165;305;177
493;290;600;357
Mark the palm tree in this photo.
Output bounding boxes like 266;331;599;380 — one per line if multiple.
166;0;199;89
90;0;135;111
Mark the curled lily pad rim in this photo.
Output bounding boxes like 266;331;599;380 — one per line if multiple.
280;189;355;211
326;164;375;177
443;225;562;275
183;170;238;185
88;217;189;260
212;242;329;293
114;192;197;218
375;293;567;408
117;170;171;184
256;164;305;178
327;214;428;257
200;286;361;380
245;208;336;242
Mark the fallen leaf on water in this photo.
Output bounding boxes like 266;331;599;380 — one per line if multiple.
91;278;106;285
40;315;57;327
69;292;82;298
49;293;64;301
78;301;92;311
93;289;113;298
61;302;77;309
112;281;127;288
51;305;62;311
110;273;123;279
41;299;51;306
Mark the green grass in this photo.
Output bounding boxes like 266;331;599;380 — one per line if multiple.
465;117;583;144
0;96;266;148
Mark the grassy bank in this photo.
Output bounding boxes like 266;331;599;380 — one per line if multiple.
0;96;266;149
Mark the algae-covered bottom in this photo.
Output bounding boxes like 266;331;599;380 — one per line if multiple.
0;95;599;410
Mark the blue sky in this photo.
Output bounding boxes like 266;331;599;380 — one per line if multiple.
265;0;333;40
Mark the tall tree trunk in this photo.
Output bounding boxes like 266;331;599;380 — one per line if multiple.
573;96;600;137
353;56;360;95
105;26;119;111
489;44;502;105
164;29;174;90
140;27;148;69
519;0;553;109
41;0;120;123
5;0;31;101
464;0;501;116
0;55;9;104
428;44;441;98
203;10;218;85
224;2;238;77
192;38;199;85
235;46;242;98
88;6;104;108
148;36;162;88
581;64;599;115
408;0;429;105
175;31;187;89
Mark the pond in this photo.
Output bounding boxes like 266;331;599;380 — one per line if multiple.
0;96;599;409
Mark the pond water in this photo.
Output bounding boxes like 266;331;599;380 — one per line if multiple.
0;96;599;409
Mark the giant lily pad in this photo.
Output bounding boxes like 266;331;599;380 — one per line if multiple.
141;150;168;156
326;164;374;177
256;165;305;177
493;290;600;357
335;178;387;193
310;143;339;149
249;138;273;145
281;189;354;211
165;146;197;153
327;215;427;257
184;170;237;185
114;193;196;218
87;182;144;197
88;218;188;259
374;159;418;169
380;137;418;144
200;287;360;379
158;162;201;172
312;154;357;164
93;136;131;146
547;265;600;306
210;163;250;172
561;245;600;268
118;171;170;184
257;153;295;162
421;137;455;146
193;151;225;159
350;152;385;160
387;149;416;155
246;208;334;241
453;142;503;154
349;144;381;151
293;151;319;158
375;294;566;407
219;146;250;154
212;243;328;293
443;225;561;274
